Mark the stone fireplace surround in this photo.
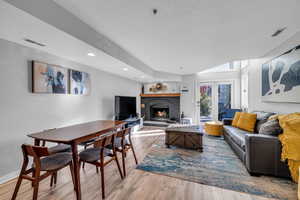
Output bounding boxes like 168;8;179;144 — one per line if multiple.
141;96;180;123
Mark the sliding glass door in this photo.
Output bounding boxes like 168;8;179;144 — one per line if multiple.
196;81;233;123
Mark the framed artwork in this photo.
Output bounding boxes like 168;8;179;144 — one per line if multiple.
261;45;300;103
32;61;68;94
70;69;91;95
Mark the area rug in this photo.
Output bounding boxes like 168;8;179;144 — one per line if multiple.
136;134;297;200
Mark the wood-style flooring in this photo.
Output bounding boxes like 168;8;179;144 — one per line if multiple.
0;127;274;200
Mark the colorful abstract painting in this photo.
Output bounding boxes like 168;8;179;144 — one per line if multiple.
32;61;68;94
262;45;300;103
70;69;91;95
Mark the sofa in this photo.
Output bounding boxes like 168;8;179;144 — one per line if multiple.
223;111;290;178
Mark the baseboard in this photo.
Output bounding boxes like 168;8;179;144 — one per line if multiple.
0;171;19;184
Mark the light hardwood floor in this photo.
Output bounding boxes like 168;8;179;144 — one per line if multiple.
0;127;274;200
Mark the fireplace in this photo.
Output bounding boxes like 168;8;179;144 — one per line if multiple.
150;104;169;121
141;96;180;123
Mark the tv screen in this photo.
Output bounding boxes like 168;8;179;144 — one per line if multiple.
115;96;137;120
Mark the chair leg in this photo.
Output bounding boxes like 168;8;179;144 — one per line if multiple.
82;146;87;170
12;159;28;200
32;180;40;200
54;172;57;185
122;150;126;177
114;153;123;179
96;166;99;174
11;175;23;200
50;173;54;187
131;145;138;165
31;169;35;187
100;166;105;199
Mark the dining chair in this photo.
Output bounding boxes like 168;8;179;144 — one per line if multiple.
78;138;98;171
78;132;123;199
11;144;74;200
106;128;138;177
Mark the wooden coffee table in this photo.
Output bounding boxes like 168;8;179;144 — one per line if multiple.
165;125;203;152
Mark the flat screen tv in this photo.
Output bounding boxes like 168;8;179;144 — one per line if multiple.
115;96;137;120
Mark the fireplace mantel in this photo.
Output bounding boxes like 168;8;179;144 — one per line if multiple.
140;93;180;97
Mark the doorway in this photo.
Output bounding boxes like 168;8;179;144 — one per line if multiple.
196;81;233;123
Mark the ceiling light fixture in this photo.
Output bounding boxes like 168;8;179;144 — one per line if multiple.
87;52;96;57
271;27;287;37
123;68;128;71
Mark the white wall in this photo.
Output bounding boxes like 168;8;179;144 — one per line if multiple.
0;39;141;179
181;70;241;122
248;31;300;113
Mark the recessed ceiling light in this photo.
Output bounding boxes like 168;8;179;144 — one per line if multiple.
87;52;96;57
123;68;128;71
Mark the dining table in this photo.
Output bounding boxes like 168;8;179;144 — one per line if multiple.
27;120;126;200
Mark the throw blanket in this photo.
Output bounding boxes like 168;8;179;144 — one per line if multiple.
278;113;300;183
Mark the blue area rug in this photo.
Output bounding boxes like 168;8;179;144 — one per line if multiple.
137;134;297;200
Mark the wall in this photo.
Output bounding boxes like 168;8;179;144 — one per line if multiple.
0;39;141;180
248;31;300;113
181;70;241;123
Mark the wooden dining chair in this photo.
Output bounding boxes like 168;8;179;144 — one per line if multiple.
78;132;123;199
107;128;138;177
11;144;74;200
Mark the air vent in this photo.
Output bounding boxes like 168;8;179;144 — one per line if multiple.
271;27;287;37
24;38;46;47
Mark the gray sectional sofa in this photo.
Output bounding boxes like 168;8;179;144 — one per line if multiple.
223;111;290;178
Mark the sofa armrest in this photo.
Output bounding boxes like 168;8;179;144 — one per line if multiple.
245;134;290;177
222;118;233;125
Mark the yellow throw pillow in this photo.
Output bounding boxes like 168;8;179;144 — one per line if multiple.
237;112;257;132
232;112;242;127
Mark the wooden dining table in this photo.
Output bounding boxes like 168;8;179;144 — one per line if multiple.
27;120;126;200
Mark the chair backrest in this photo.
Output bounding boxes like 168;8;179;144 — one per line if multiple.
21;144;50;170
116;128;131;138
94;132;116;148
21;144;49;158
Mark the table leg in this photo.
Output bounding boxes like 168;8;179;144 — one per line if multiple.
71;142;81;200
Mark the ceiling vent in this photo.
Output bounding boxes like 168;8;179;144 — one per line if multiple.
24;38;46;47
271;27;287;37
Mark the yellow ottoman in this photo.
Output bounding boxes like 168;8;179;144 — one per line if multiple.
204;121;223;136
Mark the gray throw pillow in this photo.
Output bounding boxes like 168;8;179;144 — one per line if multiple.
259;119;283;136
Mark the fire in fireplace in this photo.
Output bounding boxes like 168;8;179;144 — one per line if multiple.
150;106;169;121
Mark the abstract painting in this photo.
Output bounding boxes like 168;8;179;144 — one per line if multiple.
32;61;68;94
70;69;91;95
262;45;300;103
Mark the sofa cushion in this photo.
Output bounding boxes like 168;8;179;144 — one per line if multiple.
232;112;242;127
259;119;283;136
224;126;251;150
252;111;275;133
237;112;257;132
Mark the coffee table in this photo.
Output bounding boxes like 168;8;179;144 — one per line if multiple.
165;125;203;152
